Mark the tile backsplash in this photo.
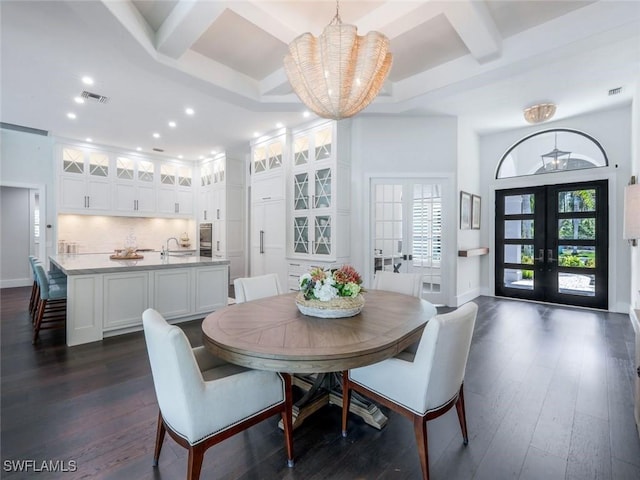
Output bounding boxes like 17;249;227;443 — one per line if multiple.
57;215;196;253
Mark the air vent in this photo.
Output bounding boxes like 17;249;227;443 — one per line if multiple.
152;148;164;152
608;87;622;96
80;90;109;103
0;122;49;136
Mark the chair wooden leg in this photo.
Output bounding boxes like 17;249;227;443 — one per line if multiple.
455;384;469;445
341;371;351;437
186;444;205;480
281;373;295;467
32;299;46;344
153;410;166;467
29;281;37;315
413;415;429;480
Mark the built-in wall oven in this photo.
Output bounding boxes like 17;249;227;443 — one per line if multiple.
199;223;212;257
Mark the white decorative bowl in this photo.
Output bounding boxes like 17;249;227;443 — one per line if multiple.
295;293;364;318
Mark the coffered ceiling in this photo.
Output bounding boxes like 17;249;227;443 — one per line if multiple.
1;1;638;160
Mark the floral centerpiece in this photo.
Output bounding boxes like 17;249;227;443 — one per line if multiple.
296;265;365;318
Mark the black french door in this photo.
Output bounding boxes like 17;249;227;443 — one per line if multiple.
495;180;608;309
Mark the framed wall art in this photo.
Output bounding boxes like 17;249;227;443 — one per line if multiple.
472;194;481;229
460;191;471;230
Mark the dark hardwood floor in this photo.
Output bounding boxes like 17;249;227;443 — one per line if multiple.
2;287;639;479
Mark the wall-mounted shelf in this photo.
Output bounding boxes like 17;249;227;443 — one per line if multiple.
458;247;489;257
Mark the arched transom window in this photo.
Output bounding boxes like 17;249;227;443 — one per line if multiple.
496;129;608;179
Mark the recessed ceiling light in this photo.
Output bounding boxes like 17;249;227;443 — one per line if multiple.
168;121;176;128
74;97;85;104
67;112;76;119
85;137;92;142
178;154;183;159
136;147;142;152
253;132;260;138
81;76;94;85
276;122;284;128
185;107;195;116
153;132;160;139
302;110;310;118
198;155;204;160
210;150;218;155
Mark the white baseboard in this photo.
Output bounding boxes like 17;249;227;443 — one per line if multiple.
1;277;31;288
455;287;481;306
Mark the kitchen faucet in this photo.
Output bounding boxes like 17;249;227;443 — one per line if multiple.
165;237;180;252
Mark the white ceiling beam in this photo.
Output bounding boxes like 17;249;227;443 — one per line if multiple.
356;1;441;39
155;0;228;59
228;1;300;44
100;0;156;56
443;0;502;63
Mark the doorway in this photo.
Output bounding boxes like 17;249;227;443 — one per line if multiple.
495;180;608;309
371;179;447;305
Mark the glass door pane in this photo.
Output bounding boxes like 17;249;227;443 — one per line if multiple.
314;168;331;209
371;179;448;305
293;217;309;254
314;215;331;255
294;173;309;210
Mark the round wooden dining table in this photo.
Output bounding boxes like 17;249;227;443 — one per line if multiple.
201;290;437;374
202;290;437;429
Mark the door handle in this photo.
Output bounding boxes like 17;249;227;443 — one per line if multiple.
547;249;556;263
259;230;264;254
535;249;544;262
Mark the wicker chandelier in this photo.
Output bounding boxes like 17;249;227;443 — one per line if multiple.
283;0;392;120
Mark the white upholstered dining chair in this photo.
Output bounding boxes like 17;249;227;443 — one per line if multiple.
233;273;283;303
372;270;423;298
373;270;424;353
142;308;294;480
341;302;478;480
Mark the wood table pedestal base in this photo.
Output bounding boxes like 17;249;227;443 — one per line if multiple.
277;373;388;431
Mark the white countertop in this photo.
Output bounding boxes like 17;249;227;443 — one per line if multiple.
49;253;229;275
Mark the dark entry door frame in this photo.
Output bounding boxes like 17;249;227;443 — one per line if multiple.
495;180;609;310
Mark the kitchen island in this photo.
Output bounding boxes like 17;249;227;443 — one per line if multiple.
50;253;229;346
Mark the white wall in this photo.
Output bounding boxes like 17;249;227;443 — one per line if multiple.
0;129;55;258
349;115;458;302
480;105;633;313
457;120;483;305
0;187;31;287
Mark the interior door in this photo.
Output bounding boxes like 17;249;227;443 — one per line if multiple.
371;180;446;305
495;180;608;309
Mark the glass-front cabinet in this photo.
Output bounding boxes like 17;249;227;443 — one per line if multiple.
59;146;111;212
253;137;284;176
289;121;346;260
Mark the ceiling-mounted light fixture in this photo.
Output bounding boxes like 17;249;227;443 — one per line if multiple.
540;132;571;171
283;0;392;120
524;103;556;124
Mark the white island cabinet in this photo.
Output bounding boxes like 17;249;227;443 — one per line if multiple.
49;254;229;346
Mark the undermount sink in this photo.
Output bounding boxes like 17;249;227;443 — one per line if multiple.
165;250;196;257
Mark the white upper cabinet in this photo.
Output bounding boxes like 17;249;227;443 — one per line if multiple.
251;134;286;202
113;157;156;214
59;147;111;212
156;162;194;216
57;142;195;218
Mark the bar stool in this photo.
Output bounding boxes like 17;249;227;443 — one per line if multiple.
32;263;67;344
28;256;65;319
